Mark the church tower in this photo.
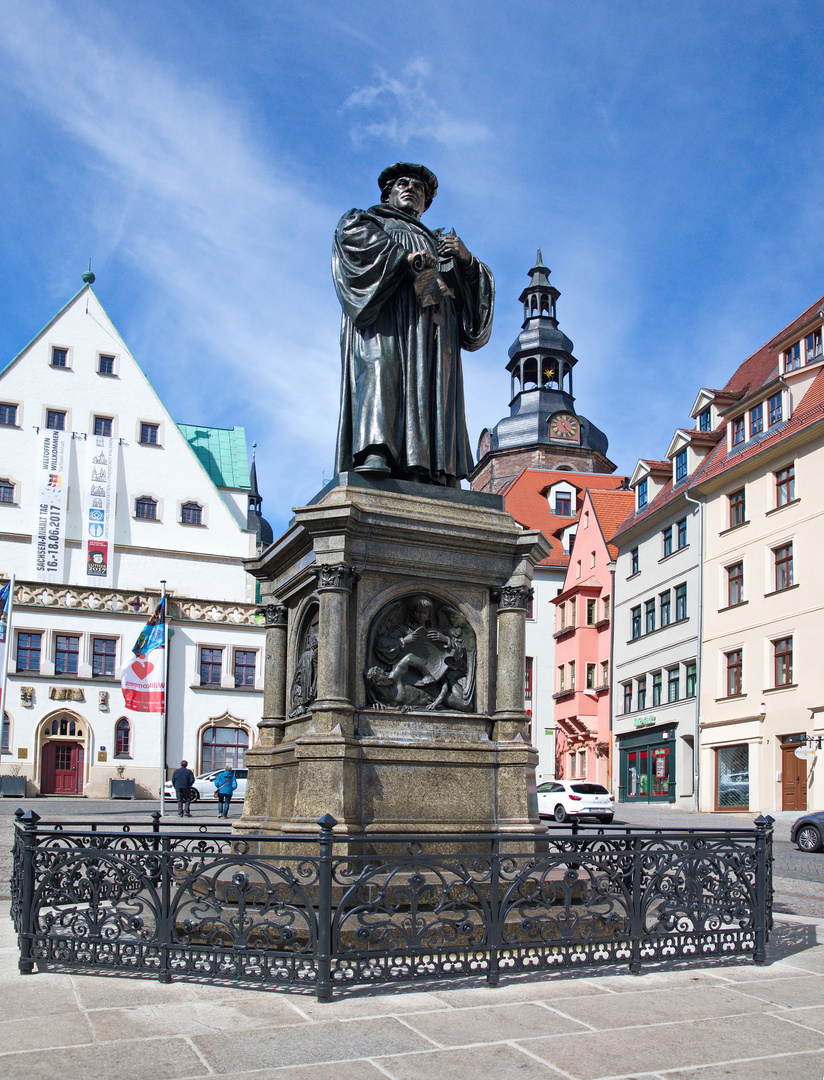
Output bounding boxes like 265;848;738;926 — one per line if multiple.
470;251;616;493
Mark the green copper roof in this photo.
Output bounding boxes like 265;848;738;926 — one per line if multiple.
177;424;251;490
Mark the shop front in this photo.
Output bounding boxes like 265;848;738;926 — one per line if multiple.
617;721;676;803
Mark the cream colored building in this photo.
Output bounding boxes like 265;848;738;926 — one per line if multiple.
693;297;824;814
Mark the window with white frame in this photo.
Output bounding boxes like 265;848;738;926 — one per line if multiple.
773;637;793;687
807;329;822;363
675;449;687;481
135;496;158;520
775;465;795;506
774;543;793;591
785;342;801;371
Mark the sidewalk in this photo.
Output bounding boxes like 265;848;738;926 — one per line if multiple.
4;905;824;1079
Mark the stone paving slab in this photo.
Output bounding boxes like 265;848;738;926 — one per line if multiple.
6;901;824;1079
521;1013;824;1078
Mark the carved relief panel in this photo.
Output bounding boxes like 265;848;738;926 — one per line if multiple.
365;594;476;712
288;605;319;718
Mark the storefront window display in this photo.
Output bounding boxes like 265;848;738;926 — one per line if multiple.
618;725;675;802
715;744;749;810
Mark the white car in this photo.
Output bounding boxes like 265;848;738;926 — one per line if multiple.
162;768;248;803
537;780;614;823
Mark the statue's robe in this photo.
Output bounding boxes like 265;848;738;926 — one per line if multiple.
332;204;494;482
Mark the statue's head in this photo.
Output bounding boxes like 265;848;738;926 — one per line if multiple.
409;595;433;625
378;162;438;217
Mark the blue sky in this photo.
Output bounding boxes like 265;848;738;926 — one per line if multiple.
1;1;823;534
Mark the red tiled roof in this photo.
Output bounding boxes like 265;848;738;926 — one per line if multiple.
500;468;627;566
615;293;824;539
587;489;636;559
692;365;824;487
718;294;824;402
641;459;672;473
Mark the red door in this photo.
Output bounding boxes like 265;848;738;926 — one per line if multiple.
41;742;84;795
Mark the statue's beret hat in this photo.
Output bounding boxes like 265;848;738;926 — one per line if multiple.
378;162;438;209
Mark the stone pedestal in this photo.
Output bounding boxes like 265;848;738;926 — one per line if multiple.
236;474;551;849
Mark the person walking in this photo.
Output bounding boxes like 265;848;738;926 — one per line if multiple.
214;767;237;818
171;759;195;817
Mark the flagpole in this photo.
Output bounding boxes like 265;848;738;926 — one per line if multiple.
0;574;14;734
159;580;167;817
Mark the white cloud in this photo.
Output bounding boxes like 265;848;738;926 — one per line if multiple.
344;58;490;147
0;2;342;528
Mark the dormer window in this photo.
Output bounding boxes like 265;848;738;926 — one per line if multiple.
732;416;745;446
768;392;782;426
749;403;763;438
637;479;648;509
675;449;687;482
698;407;712;432
807;329;822;363
785;342;801;372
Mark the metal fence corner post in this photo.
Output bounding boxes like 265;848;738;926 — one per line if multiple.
753;814;774;965
315;813;338;1003
16;810;41;975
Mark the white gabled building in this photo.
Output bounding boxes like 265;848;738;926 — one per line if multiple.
0;278;267;797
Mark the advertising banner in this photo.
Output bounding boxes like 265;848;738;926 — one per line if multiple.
34;428;68;583
0;580;11;717
121;597;166;712
84;435;115;584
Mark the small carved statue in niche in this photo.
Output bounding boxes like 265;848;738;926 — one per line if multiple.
365;594;475;712
288;609;319;718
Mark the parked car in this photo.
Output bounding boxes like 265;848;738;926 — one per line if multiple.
162;768;248;803
537;780;614;823
791;810;824;852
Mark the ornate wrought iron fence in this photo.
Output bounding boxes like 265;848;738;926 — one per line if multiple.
11;809;773;1001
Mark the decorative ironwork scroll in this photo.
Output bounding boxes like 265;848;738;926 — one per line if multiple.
12;814;773;1002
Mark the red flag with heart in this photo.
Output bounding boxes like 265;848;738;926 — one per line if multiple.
121;597;166;712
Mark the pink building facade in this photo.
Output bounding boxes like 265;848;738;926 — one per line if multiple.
552;489;634;786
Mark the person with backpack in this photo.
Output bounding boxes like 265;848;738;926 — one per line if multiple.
213;767;237;818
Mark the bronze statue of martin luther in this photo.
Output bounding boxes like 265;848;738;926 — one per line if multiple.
332;163;495;487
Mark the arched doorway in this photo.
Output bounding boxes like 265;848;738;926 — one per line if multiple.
40;713;86;795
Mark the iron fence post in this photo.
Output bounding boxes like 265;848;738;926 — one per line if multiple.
487;835;500;986
158;834;172;983
753;814;774;965
16;810;41;975
149;811;162;887
315;813;338;1003
629;835;643;974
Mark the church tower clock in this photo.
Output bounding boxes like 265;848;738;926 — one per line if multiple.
470;251;616;494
